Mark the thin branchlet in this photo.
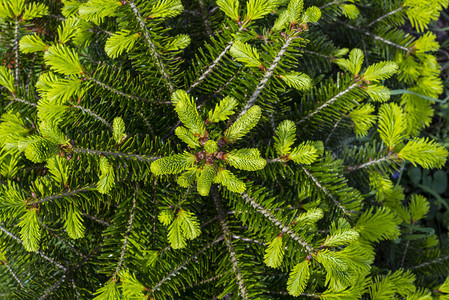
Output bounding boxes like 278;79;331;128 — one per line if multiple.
88;76;167;103
128;1;174;92
40;221;87;258
12;95;37;107
299;165;350;217
81;212;111;226
14;19;19;82
212;187;249;300
0;225;67;271
113;184;138;278
241;192;314;255
72;147;160;162
409;254;449;270
296;83;358;125
151;236;224;292
237;36;294;119
232;235;266;246
38;185;96;205
4;260;25;289
188;26;244;93
325;118;343;145
346;156;392;172
71;104;113;130
339;21;410;52
367;6;404;27
38;274;66;300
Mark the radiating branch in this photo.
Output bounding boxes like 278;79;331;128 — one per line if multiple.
88;76;167;104
40;221;87;258
139;112;155;136
212;186;249;300
268;291;320;298
409;254;449;270
299;165;350;217
346;156;393;172
232;235;266;246
71;104;113;130
241;192;314;255
81;212;111;227
14;19;19;82
197;0;212;36
302;49;333;60
128;1;174;92
72;278;80;300
325;118;343;145
151;236;224;292
338;21;409;52
188;27;244;93
238;36;294;119
296;83;358;125
72;147;160;163
38;274;66;300
38;247;99;299
37;185;96;205
0;225;67;271
367;6;404;27
11;94;37;107
266;158;284;164
4;260;25;289
113;185;138;278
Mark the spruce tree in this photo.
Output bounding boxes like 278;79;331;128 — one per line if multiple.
0;0;449;299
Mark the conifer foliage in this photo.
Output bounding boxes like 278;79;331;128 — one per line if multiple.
0;0;449;299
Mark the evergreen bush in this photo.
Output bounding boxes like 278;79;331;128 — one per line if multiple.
0;0;449;298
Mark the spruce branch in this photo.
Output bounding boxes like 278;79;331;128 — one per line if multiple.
11;94;37;107
3;260;25;289
187;26;244;93
150;236;224;293
212;186;249;299
237;36;294;119
367;6;404;27
40;221;87;258
38;274;67;300
409;254;449;270
302;49;333;60
38;247;99;300
266;158;284;163
184;273;225;289
0;224;67;271
268;291;319;298
346;156;393;172
128;1;174;92
87;76;165;103
37;185;96;205
241;192;314;255
71;104;113;130
72;147;160;163
319;1;340;9
338;21;410;52
81;212;111;227
232;235;266;246
113;185;138;278
299;165;350;217
197;0;212;37
139;111;155;136
400;229;412;268
324;118;343;145
152;179;158;244
72;278;80;300
296;83;358;125
14;19;20;82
